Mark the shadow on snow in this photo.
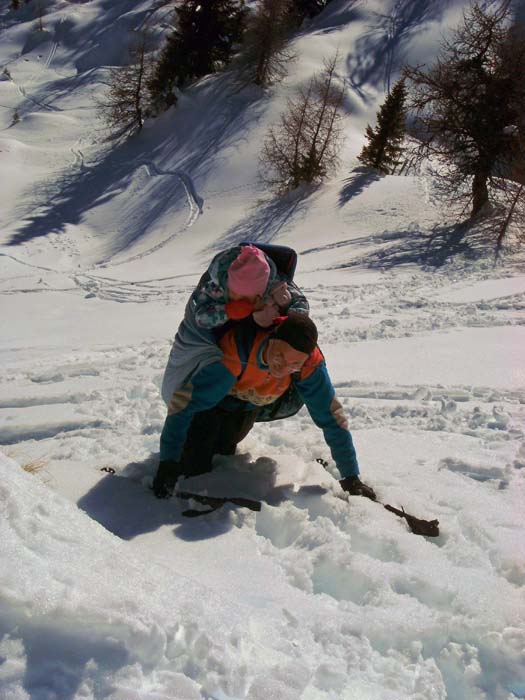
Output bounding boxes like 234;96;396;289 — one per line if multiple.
77;450;287;543
0;611;131;700
338;168;382;207
76;454;233;542
206;187;314;255
346;0;456;96
333;218;499;271
7;76;266;262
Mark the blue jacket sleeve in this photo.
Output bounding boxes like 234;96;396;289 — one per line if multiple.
160;361;237;462
295;362;359;479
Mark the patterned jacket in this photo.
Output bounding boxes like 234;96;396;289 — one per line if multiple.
161;245;309;406
160;327;359;479
194;246;309;329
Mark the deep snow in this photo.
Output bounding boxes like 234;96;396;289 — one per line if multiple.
1;1;524;699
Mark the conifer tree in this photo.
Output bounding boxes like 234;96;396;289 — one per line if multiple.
238;0;294;87
35;1;45;31
288;0;331;25
404;1;525;219
358;79;407;174
98;31;153;140
11;0;20;10
149;0;246;112
262;54;345;191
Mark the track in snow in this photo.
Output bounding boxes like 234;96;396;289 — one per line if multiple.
103;162;204;268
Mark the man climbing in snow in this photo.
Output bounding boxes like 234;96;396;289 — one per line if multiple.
153;312;376;501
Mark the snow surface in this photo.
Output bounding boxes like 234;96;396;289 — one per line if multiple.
1;1;524;699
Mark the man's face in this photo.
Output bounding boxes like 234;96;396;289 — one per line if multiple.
266;339;309;378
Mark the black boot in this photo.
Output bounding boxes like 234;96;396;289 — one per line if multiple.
152;460;183;499
340;475;377;501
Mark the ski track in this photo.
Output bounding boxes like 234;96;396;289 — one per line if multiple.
103;163;204;268
3;13;66;121
72;272;195;303
12;74;61;114
70;137;85;171
303;264;525;345
45;39;58;69
0;252;58;273
44;15;66;71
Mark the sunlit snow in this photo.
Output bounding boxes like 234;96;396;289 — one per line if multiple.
1;1;524;699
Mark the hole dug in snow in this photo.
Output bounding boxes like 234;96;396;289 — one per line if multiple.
255;501;307;549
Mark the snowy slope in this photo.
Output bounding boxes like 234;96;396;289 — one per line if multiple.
1;0;525;698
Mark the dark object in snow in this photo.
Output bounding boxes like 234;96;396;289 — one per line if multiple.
339;475;377;501
176;491;262;517
100;467;116;474
316;459;377;501
152;459;181;499
174;488;439;536
316;458;439;537
149;459;439;534
383;504;440;537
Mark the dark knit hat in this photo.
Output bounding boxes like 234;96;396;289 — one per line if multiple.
273;312;318;355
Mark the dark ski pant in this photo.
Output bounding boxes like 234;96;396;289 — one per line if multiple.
178;405;260;477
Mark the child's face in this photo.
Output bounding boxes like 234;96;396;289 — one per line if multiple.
228;288;262;305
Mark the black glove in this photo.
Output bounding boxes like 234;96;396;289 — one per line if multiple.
340;475;377;501
152;460;183;499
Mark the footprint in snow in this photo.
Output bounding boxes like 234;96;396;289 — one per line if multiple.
439;457;507;484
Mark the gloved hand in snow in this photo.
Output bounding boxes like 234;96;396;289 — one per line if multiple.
340;475;377;501
225;299;256;320
271;281;292;308
252;301;280;328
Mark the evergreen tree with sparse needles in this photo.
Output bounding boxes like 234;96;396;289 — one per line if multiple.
404;1;525;221
238;0;295;87
288;0;331;25
149;0;246;112
261;54;345;191
358;79;407;174
98;31;153;141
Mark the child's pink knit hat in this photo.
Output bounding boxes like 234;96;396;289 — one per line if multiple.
228;245;270;296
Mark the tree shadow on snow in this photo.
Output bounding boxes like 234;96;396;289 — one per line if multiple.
300;0;361;35
77;451;287;543
206;188;313;255
5;130;180;251
347;0;455;96
336;218;498;271
7;75;266;261
339;168;382;207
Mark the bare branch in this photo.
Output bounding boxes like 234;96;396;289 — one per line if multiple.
261;53;346;191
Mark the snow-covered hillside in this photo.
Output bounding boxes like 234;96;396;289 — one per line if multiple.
1;1;524;698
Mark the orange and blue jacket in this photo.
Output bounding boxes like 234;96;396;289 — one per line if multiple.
160;327;359;478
